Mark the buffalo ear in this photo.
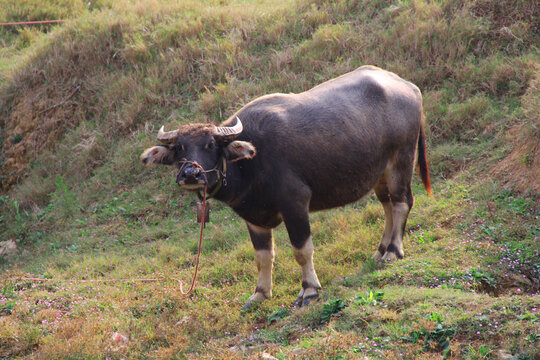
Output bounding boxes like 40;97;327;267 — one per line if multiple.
140;146;175;165
223;141;257;162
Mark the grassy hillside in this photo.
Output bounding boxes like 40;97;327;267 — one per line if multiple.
1;0;538;359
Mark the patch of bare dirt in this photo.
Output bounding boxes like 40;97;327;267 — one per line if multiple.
1;82;83;192
489;126;540;194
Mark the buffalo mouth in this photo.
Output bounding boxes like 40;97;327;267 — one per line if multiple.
177;180;207;191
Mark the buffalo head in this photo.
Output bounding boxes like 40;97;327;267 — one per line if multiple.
141;117;256;191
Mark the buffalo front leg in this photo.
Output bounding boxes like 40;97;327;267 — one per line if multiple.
292;235;321;307
282;205;321;308
243;222;275;309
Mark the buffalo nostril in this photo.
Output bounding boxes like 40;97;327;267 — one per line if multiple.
182;165;201;180
184;167;193;177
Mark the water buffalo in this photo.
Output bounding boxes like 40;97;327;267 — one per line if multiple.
141;65;432;308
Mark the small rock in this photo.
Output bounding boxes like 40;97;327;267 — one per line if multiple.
386;4;402;14
112;332;128;344
291;347;303;355
0;240;17;257
176;315;190;326
153;194;167;204
509;274;532;287
497;349;514;360
229;345;247;354
261;352;278;360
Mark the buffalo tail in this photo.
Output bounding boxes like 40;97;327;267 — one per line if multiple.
418;114;433;197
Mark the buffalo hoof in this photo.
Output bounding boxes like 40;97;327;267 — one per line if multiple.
241;299;262;311
292;292;319;309
372;250;383;262
242;291;267;311
380;251;403;262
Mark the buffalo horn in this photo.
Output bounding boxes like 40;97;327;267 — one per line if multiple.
157;126;179;144
214;116;243;140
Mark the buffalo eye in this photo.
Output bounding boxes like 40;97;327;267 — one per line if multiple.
205;141;215;150
175;144;184;153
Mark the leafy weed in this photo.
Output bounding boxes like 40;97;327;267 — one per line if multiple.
321;299;347;324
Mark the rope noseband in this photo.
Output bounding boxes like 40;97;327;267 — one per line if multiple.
178;157;226;201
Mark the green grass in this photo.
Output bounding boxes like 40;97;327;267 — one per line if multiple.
1;0;539;359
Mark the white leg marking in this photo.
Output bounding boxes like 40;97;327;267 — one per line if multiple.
372;201;394;260
293;236;321;298
255;248;274;297
380;202;394;246
246;222;274;304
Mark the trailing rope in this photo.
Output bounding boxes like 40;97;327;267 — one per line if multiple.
10;163;211;297
178;183;207;295
0;20;67;26
16;277;167;283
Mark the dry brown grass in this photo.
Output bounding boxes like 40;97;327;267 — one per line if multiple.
489;61;539;193
471;0;539;40
3;0;537;197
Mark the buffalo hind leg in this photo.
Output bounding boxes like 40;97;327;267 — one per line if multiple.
382;161;414;261
373;152;415;261
372;180;394;261
281;203;321;308
381;200;410;261
243;222;275;309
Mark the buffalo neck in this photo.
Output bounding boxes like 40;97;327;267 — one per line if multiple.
212;160;249;206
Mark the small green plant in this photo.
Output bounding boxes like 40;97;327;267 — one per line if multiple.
355;290;384;305
48;175;80;220
0;301;15;315
12;199;21;222
402;313;457;358
525;333;539;343
5;198;29;239
320;298;347;324
518;314;537;322
465;344;493;360
427;312;445;324
416;232;437;243
268;307;290;324
350;343;367;352
10;134;22;144
518;153;533;166
469;269;497;288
